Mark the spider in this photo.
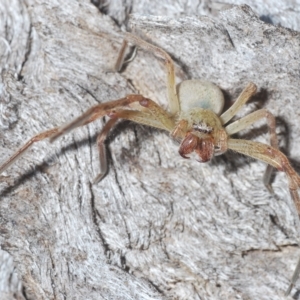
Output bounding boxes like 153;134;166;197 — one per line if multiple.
1;33;300;294
1;33;300;201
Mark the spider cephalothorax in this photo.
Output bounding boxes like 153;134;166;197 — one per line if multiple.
174;105;228;162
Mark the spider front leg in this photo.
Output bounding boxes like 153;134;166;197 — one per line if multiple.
93;101;175;183
227;138;300;295
0;95;142;175
227;139;300;214
0;95;175;178
0;128;60;174
50;95;147;142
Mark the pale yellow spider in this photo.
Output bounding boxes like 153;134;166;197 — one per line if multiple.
1;33;300;207
1;35;300;294
0;33;300;210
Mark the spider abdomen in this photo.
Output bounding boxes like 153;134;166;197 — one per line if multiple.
177;79;224;115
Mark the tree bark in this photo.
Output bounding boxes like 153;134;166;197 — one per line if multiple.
1;1;300;299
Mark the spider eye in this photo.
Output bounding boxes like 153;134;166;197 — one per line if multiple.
179;133;214;162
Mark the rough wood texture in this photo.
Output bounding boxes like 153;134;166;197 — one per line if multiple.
1;1;300;299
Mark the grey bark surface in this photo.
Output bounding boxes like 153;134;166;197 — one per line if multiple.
1;1;300;299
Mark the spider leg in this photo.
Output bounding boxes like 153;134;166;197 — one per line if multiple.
50;95;175;142
50;95;146;142
0;96;142;174
0;128;60;174
114;39;129;72
225;109;278;192
220;82;257;124
116;33;179;115
227;138;300;215
285;257;300;296
94;106;175;183
228;138;300;296
0;95;175;176
94;118;118;183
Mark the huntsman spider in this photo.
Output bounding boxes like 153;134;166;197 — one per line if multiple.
1;33;300;295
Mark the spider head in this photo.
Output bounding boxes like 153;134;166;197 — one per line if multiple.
174;109;221;162
179;132;214;162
